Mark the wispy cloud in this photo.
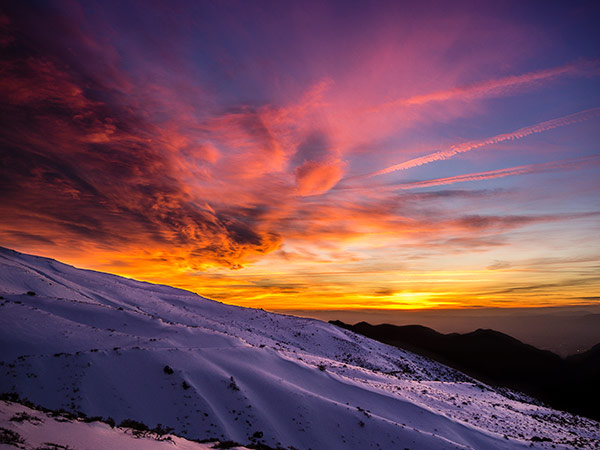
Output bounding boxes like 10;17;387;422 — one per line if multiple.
369;108;600;177
369;60;600;112
395;155;600;189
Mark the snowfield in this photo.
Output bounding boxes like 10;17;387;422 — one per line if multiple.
0;247;598;449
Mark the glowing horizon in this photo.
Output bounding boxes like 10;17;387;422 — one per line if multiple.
0;1;598;311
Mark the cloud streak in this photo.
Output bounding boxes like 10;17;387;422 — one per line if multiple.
369;108;600;177
370;60;600;112
395;155;600;189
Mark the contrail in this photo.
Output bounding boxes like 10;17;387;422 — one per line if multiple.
369;107;600;177
395;155;600;189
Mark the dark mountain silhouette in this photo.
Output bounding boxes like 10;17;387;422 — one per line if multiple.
330;320;600;421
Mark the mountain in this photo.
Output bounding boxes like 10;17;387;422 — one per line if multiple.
330;320;600;421
0;247;599;449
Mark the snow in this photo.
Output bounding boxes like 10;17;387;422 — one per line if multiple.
0;246;598;449
0;400;247;449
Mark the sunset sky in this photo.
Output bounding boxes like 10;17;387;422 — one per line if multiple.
1;0;599;311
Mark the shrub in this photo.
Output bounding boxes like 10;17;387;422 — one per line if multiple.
318;364;326;372
26;291;36;296
182;381;191;390
163;365;174;375
35;443;74;450
247;443;289;450
0;427;25;445
228;376;240;391
10;412;41;424
152;423;174;435
119;418;149;432
212;442;241;449
82;416;103;423
0;392;20;402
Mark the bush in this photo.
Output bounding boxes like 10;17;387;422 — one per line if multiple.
228;376;240;391
182;381;191;390
247;443;289;450
163;365;174;375
35;443;74;450
82;416;103;423
152;423;174;435
119;418;149;432
26;291;36;296
0;427;25;445
10;412;41;424
212;442;241;449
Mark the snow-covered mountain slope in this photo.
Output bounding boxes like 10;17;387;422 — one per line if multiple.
0;399;243;450
0;247;598;450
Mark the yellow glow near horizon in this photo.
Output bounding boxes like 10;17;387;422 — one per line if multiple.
21;243;594;312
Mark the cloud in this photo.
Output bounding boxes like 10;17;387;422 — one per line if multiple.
0;23;283;269
374;288;395;296
203;107;287;179
370;60;600;112
370;108;600;176
295;161;345;196
395;155;600;189
454;212;600;232
483;277;600;296
290;131;345;196
487;260;512;270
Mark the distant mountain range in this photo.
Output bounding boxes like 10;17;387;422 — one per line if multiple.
330;320;600;421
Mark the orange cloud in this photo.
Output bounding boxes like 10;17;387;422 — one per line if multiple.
295;160;345;196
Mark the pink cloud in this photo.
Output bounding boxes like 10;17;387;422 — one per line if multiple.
295;160;345;196
370;60;600;112
396;155;600;189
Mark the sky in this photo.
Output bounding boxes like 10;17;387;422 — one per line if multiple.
1;0;599;312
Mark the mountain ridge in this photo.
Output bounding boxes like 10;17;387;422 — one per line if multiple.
329;320;600;421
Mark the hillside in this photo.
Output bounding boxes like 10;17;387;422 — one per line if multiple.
0;247;599;449
329;320;600;421
0;398;247;450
